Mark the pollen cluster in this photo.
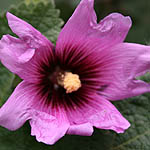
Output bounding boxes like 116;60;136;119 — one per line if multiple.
57;72;81;93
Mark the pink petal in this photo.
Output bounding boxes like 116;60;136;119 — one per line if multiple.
56;0;131;51
0;13;54;81
0;81;32;130
67;123;93;136
0;81;70;144
6;12;52;49
89;97;130;133
30;109;69;145
0;35;35;74
67;94;130;133
100;43;150;100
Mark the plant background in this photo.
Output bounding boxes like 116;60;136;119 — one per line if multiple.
0;0;150;150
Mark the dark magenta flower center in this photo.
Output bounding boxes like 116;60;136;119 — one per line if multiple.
32;43;108;110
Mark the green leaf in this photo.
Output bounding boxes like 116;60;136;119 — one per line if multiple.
0;0;64;44
0;63;14;106
111;94;150;150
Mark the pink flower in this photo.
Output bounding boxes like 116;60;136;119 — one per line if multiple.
0;0;150;145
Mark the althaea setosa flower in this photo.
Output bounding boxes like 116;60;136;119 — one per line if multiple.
0;0;150;145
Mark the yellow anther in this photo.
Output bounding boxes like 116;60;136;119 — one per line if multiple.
57;72;81;93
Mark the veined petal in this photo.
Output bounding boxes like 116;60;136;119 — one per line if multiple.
56;0;131;51
100;43;150;100
89;97;130;133
0;81;70;144
30;109;69;145
0;81;32;130
6;12;52;49
67;123;93;136
0;13;55;82
0;35;35;74
97;13;131;45
66;94;130;133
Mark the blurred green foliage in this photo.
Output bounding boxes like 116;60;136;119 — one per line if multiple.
0;0;150;150
0;64;14;106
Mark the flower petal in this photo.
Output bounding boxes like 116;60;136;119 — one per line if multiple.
67;94;130;133
30;109;69;145
56;0;131;50
99;43;150;100
0;13;54;81
67;123;93;136
0;81;32;130
0;35;35;74
6;12;52;49
0;81;70;144
89;97;130;133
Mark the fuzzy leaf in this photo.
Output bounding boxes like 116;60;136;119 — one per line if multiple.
0;0;64;43
111;94;150;150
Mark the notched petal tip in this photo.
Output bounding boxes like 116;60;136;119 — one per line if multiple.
57;1;132;51
30;110;70;145
111;117;131;133
94;111;131;134
98;13;132;35
116;122;131;134
6;11;54;49
87;97;131;133
0;34;35;75
113;13;132;27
